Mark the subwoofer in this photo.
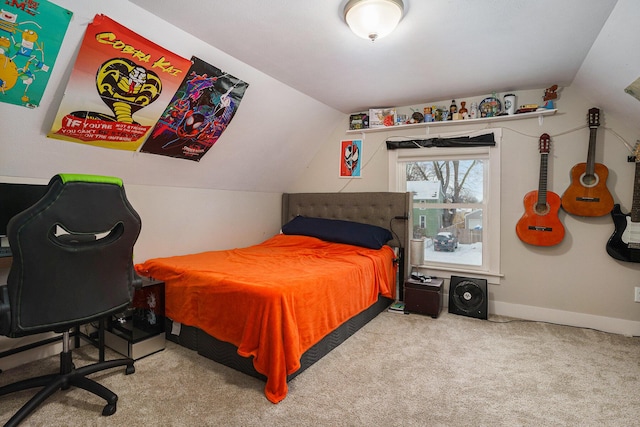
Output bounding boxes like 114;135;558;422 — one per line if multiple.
448;276;488;320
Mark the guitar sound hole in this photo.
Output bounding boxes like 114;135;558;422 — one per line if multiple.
534;203;550;215
579;172;599;188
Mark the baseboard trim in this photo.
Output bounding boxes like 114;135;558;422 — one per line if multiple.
0;340;63;372
490;300;640;337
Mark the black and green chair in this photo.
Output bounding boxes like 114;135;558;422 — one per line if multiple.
0;174;142;426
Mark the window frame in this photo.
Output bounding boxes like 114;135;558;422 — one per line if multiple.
388;128;502;280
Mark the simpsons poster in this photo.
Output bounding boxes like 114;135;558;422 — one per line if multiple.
0;0;72;108
48;14;191;151
139;56;249;161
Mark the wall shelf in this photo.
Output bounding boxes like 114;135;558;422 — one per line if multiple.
346;109;557;134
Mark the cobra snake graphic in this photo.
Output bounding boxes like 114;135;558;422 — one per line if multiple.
95;58;162;123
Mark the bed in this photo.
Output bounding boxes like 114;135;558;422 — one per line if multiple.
134;192;410;403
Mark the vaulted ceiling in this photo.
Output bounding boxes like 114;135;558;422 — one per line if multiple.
130;0;640;132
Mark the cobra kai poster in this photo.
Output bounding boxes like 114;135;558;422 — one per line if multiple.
48;14;191;151
139;56;249;161
0;0;72;108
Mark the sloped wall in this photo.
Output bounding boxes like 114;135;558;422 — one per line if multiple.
0;0;345;369
0;0;346;261
290;87;640;334
0;0;343;193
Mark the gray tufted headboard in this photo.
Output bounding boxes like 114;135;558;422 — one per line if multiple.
282;192;412;281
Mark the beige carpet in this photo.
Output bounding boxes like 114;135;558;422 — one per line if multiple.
1;311;639;426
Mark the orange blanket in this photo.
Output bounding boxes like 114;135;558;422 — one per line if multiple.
134;234;396;403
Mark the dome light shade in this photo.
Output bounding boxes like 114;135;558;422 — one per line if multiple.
344;0;404;42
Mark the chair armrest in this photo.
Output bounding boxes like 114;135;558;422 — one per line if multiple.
0;285;10;336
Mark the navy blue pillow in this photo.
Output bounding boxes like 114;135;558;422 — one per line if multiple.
281;216;393;249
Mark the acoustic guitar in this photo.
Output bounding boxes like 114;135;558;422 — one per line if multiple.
561;108;614;216
606;143;640;263
516;133;565;246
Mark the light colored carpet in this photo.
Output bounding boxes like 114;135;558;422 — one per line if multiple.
1;311;639;426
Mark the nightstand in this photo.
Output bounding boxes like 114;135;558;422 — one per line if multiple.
404;278;444;318
104;277;166;359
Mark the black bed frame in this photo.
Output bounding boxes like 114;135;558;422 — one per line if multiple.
165;192;411;387
165;295;394;382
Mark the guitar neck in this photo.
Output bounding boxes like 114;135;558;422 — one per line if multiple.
585;127;598;175
632;161;640;222
538;153;549;205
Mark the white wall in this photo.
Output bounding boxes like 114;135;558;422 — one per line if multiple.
0;0;326;264
0;0;637;369
0;0;343;193
0;0;350;261
0;0;338;369
126;184;282;260
289;87;640;335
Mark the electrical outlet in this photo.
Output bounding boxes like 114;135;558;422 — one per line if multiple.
635;287;640;303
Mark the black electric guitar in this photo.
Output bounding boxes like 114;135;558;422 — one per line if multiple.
561;108;614;216
606;143;640;263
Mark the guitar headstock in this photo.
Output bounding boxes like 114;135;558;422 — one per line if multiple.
634;142;640;163
539;133;550;154
588;107;600;128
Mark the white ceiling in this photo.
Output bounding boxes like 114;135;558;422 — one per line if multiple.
130;0;640;130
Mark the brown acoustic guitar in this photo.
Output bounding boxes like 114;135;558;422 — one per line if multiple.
516;133;565;246
561;108;614;216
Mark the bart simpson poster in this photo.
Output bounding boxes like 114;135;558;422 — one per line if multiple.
48;14;191;151
0;0;72;108
139;56;249;161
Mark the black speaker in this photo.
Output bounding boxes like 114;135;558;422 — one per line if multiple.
448;276;488;320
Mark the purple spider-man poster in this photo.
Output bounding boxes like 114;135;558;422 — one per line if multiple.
140;56;249;161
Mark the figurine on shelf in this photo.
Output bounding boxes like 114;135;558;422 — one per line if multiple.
459;101;468;119
449;100;457;115
541;84;558;109
423;106;433;122
544;84;558;101
410;109;424;123
470;102;478;119
396;114;407;125
491;92;499;116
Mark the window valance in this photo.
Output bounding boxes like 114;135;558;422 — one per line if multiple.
386;132;495;150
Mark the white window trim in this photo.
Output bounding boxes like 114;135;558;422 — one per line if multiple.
388;128;502;281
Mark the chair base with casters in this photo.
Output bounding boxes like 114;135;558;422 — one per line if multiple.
0;330;135;426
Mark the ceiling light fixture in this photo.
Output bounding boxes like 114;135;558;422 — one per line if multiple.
344;0;404;42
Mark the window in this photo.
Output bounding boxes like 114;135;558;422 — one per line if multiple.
418;215;426;229
389;129;501;278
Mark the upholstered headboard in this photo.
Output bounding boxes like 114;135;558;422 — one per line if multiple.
282;192;411;281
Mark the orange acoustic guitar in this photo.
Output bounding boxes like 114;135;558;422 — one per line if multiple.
561;108;614;216
516;133;565;246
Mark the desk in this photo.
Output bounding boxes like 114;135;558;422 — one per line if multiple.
104;277;166;360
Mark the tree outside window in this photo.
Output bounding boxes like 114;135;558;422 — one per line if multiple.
407;159;485;267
